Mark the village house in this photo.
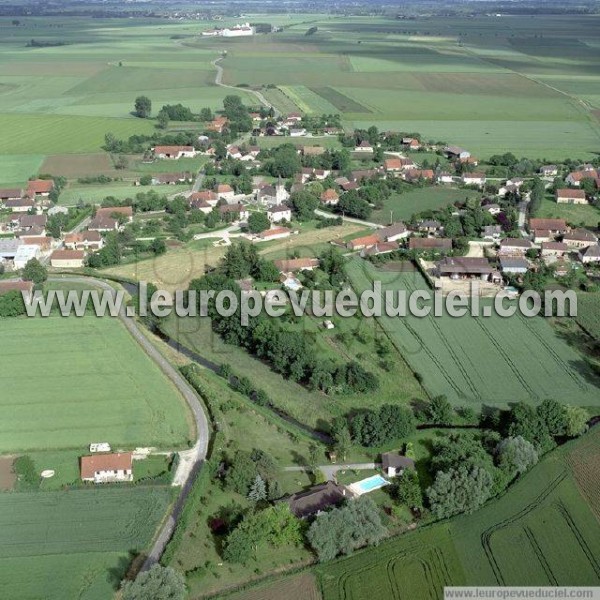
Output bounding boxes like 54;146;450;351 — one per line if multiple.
563;229;598;249
153;145;196;160
381;452;415;478
540;165;558;177
206;116;228;134
219;203;249;222
402;137;421;150
556;188;587;204
529;218;568;238
405;169;434;182
189;190;218;207
50;249;85;269
416;219;443;235
444;146;470;160
579;245;600;264
566;168;598;187
96;206;133;222
541;242;568;257
5;197;35;213
355;140;373;153
216;183;236;201
80;452;133;484
273;257;319;272
0;279;34;304
16;214;47;236
437;172;454;184
462;172;487;187
376;222;409;242
320;188;339;206
482;225;503;241
482;203;501;215
64;231;103;252
499;238;533;255
500;257;530;275
361;241;399;257
409;237;452;252
286;481;346;519
267;204;292;223
26;179;54;197
347;234;380;252
88;216;119;232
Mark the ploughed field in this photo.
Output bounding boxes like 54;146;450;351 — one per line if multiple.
347;259;600;408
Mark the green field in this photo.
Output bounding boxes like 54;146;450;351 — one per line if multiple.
0;316;191;452
370;187;481;224
347;260;600;407
316;426;600;599
0;487;172;600
537;196;600;228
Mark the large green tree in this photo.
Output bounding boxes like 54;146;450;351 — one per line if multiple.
121;565;186;600
22;258;47;284
134;95;152;118
496;436;538;476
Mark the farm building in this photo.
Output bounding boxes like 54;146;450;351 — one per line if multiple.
0;238;23;260
267;204;292;223
14;245;40;270
499;238;533;255
405;169;434;182
361;241;399;257
409;238;452;251
541;242;568;257
556;189;587;204
50;249;85;268
347;234;380;252
579;245;600;264
320;189;339;205
5;198;35;213
462;172;486;187
64;231;103;252
563;229;598;249
444;146;470;160
96;206;133;222
258;227;291;241
88;216;119;232
286;481;346;519
26;179;54;197
152;172;192;185
436;257;499;282
153;145;196;160
0;188;24;202
381;452;415;478
80;452;133;483
529;218;568;237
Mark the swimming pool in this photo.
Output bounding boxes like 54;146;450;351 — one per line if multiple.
348;474;390;496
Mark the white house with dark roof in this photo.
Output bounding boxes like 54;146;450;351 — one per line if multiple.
267;204;292;223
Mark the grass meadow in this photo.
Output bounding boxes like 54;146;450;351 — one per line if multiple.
316;426;600;599
0;487;172;600
0;316;192;452
347;260;600;408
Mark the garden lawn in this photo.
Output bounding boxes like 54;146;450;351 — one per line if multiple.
537;196;600;228
0;316;192;452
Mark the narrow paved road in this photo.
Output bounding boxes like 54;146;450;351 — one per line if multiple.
48;276;210;570
213;57;280;117
314;208;384;229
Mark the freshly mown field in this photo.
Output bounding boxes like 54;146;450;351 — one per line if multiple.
0;487;172;600
316;426;600;599
347;260;600;407
370;187;481;224
0;316;191;451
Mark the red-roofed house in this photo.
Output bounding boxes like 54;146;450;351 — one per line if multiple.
27;179;54;197
50;249;85;268
556;189;587;204
153;145;196;159
320;189;339;206
80;452;133;483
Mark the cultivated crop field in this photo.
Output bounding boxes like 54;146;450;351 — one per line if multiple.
0;316;191;451
316;427;600;599
347;260;600;407
0;487;172;600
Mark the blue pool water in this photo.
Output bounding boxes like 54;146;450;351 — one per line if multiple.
354;474;389;493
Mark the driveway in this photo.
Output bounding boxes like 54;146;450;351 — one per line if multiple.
284;462;378;482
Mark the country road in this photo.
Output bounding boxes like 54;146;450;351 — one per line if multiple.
212;57;280;117
48;276;210;570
